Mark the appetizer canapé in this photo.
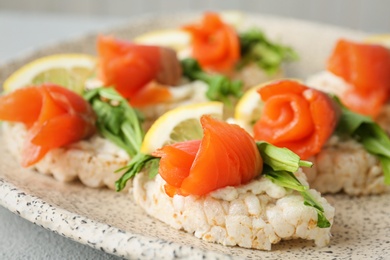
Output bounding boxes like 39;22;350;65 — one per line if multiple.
237;79;390;195
307;39;390;130
131;112;334;250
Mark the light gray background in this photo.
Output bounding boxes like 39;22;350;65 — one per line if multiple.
0;0;389;259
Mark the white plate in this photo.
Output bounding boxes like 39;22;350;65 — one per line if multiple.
1;13;389;259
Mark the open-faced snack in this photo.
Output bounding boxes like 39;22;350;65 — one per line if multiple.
135;12;297;91
129;111;334;250
0;85;132;189
237;79;390;195
306;39;390;132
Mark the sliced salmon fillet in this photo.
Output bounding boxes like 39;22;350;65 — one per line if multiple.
153;115;263;196
129;81;172;107
327;39;390;116
254;80;339;159
183;12;240;72
0;84;96;166
97;35;183;107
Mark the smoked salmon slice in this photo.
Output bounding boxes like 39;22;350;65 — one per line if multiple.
97;35;161;98
153;115;263;197
182;12;240;72
97;35;182;106
253;80;339;159
129;81;172;107
327;39;390;117
0;84;96;167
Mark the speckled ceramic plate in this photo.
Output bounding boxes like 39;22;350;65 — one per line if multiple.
1;13;390;260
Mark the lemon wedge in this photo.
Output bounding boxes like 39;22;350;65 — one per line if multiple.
364;34;390;48
141;101;223;154
3;54;97;94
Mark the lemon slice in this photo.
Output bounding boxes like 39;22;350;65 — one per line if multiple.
364;34;390;48
134;29;191;52
141;101;223;154
3;54;97;94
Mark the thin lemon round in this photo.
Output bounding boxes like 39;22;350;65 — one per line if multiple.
134;29;191;52
364;34;390;48
3;54;97;94
141;101;224;154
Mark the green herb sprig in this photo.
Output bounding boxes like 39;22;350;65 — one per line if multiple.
256;142;331;228
181;58;243;105
238;28;298;75
335;98;390;184
115;153;160;191
84;87;159;191
256;141;313;172
84;87;144;157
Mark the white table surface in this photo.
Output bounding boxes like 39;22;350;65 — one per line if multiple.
0;10;127;260
0;8;388;260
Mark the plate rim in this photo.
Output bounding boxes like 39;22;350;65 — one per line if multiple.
0;178;229;259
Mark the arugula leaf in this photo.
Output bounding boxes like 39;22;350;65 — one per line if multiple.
256;141;312;172
335;103;373;136
379;156;390;184
257;142;330;228
262;166;331;228
84;87;161;191
84;87;144;157
115;153;160;191
181;58;243;105
238;28;298;75
335;98;390;185
300;191;332;228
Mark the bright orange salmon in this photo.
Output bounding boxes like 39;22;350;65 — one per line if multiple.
98;35;161;98
0;84;96;166
97;36;181;106
182;12;240;72
253;80;339;159
153;115;263;197
327;39;390;117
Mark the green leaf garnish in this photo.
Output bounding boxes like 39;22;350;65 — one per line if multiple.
181;58;243;105
84;87;144;158
84;87;162;191
115;153;160;191
238;28;298;75
262;166;330;228
256;141;312;172
335;97;390;184
257;142;330;228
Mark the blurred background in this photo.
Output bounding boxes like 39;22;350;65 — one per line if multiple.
0;0;390;61
1;0;390;31
0;0;389;259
